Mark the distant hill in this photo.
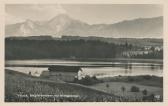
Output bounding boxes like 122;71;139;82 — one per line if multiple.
5;14;163;38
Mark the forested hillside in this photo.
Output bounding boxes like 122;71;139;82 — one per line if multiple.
5;39;163;60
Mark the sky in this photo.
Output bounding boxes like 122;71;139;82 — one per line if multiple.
5;4;163;25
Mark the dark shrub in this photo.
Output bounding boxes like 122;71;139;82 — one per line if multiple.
92;75;97;80
130;86;140;92
142;75;152;80
143;93;155;101
142;89;148;96
127;76;134;82
73;75;102;85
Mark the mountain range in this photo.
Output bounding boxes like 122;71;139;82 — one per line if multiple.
5;14;163;38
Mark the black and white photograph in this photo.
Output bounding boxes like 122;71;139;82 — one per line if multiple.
4;4;163;102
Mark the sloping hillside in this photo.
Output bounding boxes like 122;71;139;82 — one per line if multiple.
5;69;120;102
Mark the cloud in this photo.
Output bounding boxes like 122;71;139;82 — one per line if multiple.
5;13;24;25
6;4;67;24
30;4;67;17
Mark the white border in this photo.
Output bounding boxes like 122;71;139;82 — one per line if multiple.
0;0;167;106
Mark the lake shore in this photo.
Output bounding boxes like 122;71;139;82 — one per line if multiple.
5;58;163;64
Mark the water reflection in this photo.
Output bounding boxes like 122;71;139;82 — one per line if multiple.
82;64;162;78
5;60;163;78
123;63;132;74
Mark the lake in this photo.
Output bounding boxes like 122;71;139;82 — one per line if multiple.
5;59;163;78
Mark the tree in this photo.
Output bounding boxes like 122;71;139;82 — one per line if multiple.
106;83;110;92
125;41;128;50
142;89;148;96
121;86;126;96
28;71;31;76
106;83;109;88
151;46;155;52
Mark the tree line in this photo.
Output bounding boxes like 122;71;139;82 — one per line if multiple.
5;39;162;60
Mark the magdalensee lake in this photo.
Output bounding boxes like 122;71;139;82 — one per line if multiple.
5;59;163;78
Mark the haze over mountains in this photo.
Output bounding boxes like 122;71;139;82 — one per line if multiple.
5;14;163;38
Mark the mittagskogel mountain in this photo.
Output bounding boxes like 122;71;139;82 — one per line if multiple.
5;14;163;38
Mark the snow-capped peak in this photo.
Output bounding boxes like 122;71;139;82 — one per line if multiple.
24;19;35;29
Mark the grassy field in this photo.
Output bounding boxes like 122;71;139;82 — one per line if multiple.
100;75;163;87
88;82;163;101
5;69;163;102
5;69;121;102
86;75;163;102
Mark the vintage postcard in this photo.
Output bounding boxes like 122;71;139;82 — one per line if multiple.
0;0;168;105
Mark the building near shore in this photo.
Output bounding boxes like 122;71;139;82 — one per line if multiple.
40;66;82;82
77;69;85;80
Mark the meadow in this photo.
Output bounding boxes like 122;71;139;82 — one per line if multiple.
5;69;163;102
5;69;121;102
